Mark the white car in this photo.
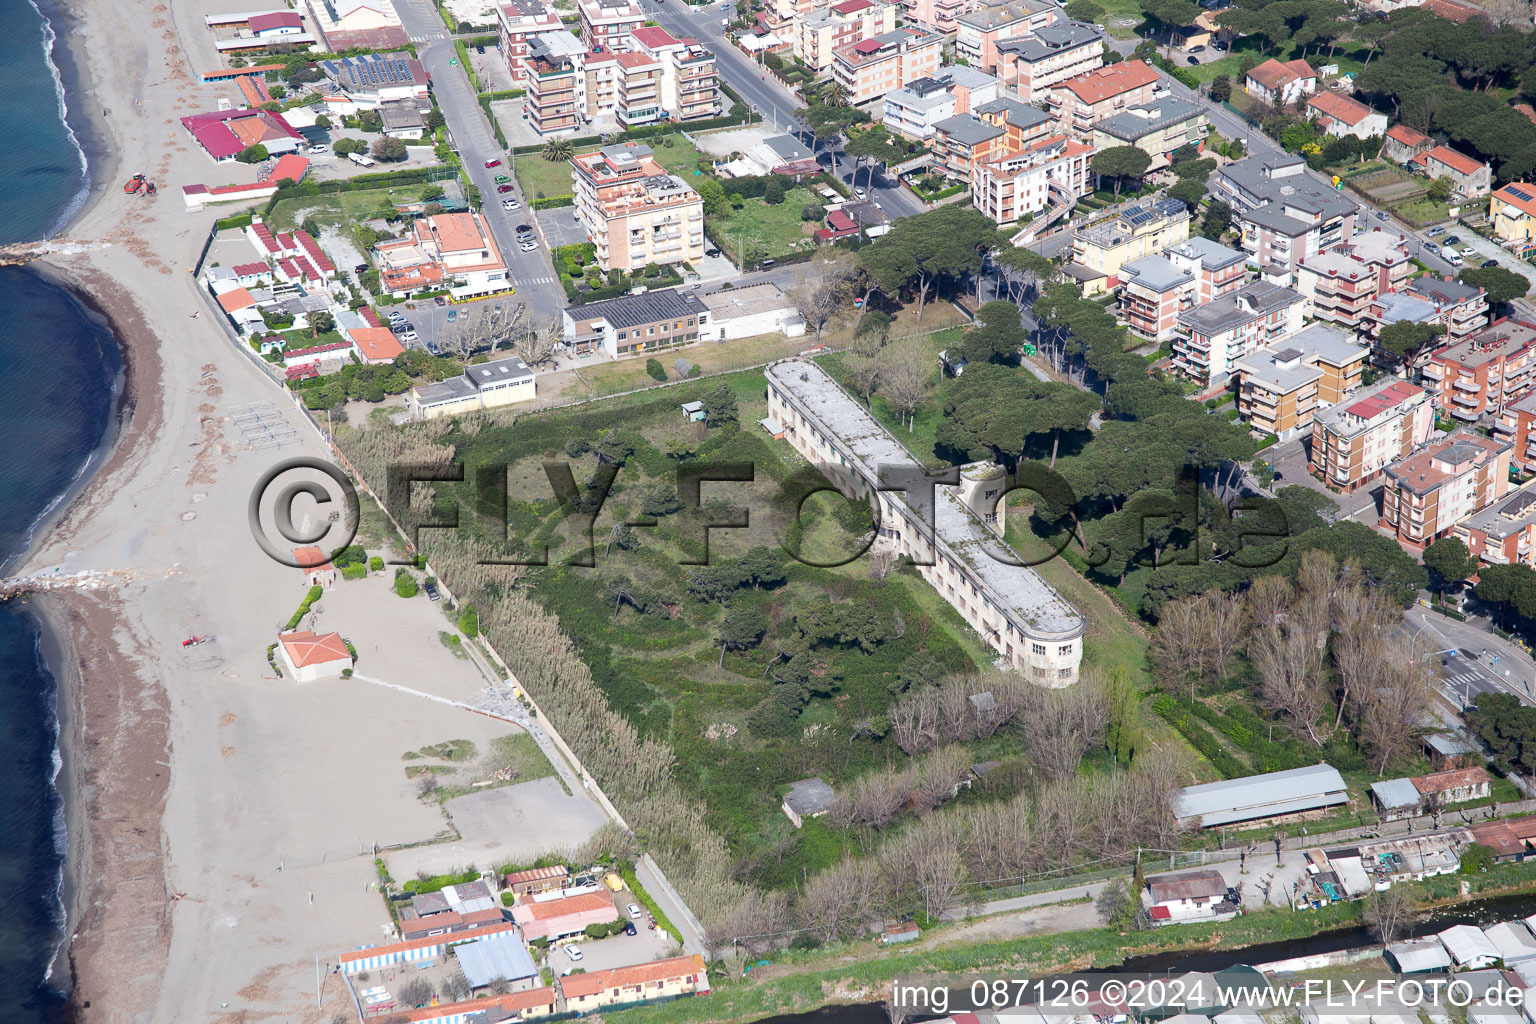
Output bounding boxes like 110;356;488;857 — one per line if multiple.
627;903;642;918
1445;252;1464;267
853;187;866;199
565;945;583;961
502;198;521;210
520;240;538;252
1461;247;1478;258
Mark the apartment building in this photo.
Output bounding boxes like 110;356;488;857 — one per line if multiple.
1068;197;1189;294
373;212;508;298
524;32;584;134
1412;144;1491;199
1243;57;1315;106
1422;320;1536;424
1491;183;1536;247
993;21;1104;103
561;287;708;357
971;131;1093;227
797;0;898;71
1232;325;1367;440
1118;235;1248;341
1405;275;1489;343
930;95;1051;179
1381;432;1512;548
1309;378;1435;492
1495;391;1536;475
1294;233;1411;330
572;143;705;272
764;359;1086;685
573;27;720;126
1456;481;1536;568
831;27;943;104
636;28;720;122
577;0;644;50
497;0;562;82
1304;91;1387;140
1216;154;1357;273
1090;97;1207;170
882;66;998;140
1044;59;1162;140
1172;280;1305;384
954;0;1057;71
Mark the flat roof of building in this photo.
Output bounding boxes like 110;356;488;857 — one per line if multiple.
1094;98;1203;142
1232;324;1363;394
1173;763;1347;827
765;360;1084;638
1460;481;1536;541
1121;254;1192;293
701;283;794;320
570;287;708;330
1434;320;1536;370
1177;280;1301;335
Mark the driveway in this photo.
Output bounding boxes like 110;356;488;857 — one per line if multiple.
557;925;676;976
535;206;590;250
1259;436;1379;524
1438;230;1536;288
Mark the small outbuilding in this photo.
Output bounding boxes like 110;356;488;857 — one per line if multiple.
1385;937;1452;973
1484;921;1536;963
681;400;706;422
1440;923;1501;968
782;777;836;828
1368;778;1422;820
276;629;351;682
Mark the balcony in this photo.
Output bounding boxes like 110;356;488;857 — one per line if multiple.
1451;390;1480;408
1450;405;1480;420
1494;418;1516;434
1452;376;1480;393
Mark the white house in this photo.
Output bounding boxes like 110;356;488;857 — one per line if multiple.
1145;869;1232;923
1304;92;1387;140
700;284;806;342
276;629;352;682
1245;57;1317;106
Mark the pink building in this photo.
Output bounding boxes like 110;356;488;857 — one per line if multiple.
497;0;562;82
511;891;621;940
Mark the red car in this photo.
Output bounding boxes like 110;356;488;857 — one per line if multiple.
484;158;502;168
497;184;514;193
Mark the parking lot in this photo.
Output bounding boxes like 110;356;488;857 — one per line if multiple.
1424;226;1536;288
552;916;678;976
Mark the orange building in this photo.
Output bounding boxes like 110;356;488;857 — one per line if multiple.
1422;320;1536;425
1043;59;1161;139
572;142;704;271
1381;431;1512;549
830;27;942;104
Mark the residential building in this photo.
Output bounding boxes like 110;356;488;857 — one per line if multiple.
497;0;563;82
303;0;408;51
576;49;667;127
293;546;337;589
1244;57;1316;106
993;21;1104;103
1118;235;1247;341
970;130;1093;228
781;777;835;827
1304;91;1387;140
1090;97;1207;170
1309;378;1435;491
571;143;705;272
764;359;1086;684
1491;183;1536;246
1217;154;1357;273
1169;9;1232;50
954;0;1058;71
1422;319;1536;422
1413;766;1493;806
379;100;425;139
319;52;431;108
380;988;557;1023
559;955;710;1013
561;287;708;357
1495;391;1536;476
505;865;569;894
930;95;1051;179
1145;870;1233;923
699;283;806;341
511;891;620;940
882;66;998;140
276;629;351;682
1295;232;1411;329
1412;144;1491;198
407;356;537;419
1456;478;1536;567
1380;431;1512;547
1231;325;1367;440
524;32;584;135
1044;59;1162;139
831;27;943;104
796;0;898;71
1370;778;1424;820
578;0;644;51
627;27;720;123
1382;123;1434;165
1404;275;1489;342
1069;197;1189;295
347;325;406;364
181;108;305;162
374;212;509;298
1172;764;1349;829
1171;279;1305;384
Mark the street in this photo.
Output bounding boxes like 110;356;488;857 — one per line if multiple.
1406;604;1536;709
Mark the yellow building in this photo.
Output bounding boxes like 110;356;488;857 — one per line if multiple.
407;356;536;419
572;142;705;272
1068;197;1189;295
559;955;709;1013
1090;97;1207;171
1490;183;1536;246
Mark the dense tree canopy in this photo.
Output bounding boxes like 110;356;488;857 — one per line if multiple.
857;206;1001;319
936;363;1099;469
1459;266;1530;307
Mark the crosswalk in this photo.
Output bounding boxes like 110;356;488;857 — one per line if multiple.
1445;671;1483;690
514;274;557;286
408;31;451;42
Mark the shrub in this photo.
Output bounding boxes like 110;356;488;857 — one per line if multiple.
395;569;419;598
645;357;667;382
458;605;479;638
369;556;384;572
284;585;325;631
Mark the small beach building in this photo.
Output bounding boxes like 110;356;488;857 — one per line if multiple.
276;629;351;682
505;864;568;895
1485;921;1536;963
782;777;836;828
510;890;619;940
1440;924;1501;968
292;546;337;589
453;929;540;991
1386;937;1453;973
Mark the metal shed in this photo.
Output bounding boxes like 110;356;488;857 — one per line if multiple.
1172;764;1348;828
453;931;538;990
1440;924;1501;968
1485;921;1536;963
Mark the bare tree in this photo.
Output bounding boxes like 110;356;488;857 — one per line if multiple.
509;314;562;368
704;889;791;955
1330;576;1396;729
1243;575;1292;630
879;818;965;919
1356;642;1436;776
1199;590;1247;685
1362;885;1417;944
1249;623;1329;746
877;339;933;431
1017;684;1109;780
438;301;529;359
958;794;1032;880
792;254;861;347
799;856;887;942
1150;596;1205;700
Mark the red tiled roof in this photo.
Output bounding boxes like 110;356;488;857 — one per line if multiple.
361;305;383;328
1422;0;1480;21
402;910;464;936
1386;123;1430;147
1247;57;1314;91
232;262;268;277
285;340;354;361
389;988;557;1024
1344;380;1422;420
506;865;568;885
278;630;350;668
236;75;271;107
248;11;303;32
1412;766;1492;795
217;287;256;312
827;209;856;231
270;153;310;185
293;546;335;572
1306;91;1373;126
832;0;875;11
560;955;707;1000
1494;183;1536;219
1058;60;1158;104
351;326;404;362
181;109;302;160
629;25;680;48
1418;144;1484;178
517;891;616;921
851;36;883;53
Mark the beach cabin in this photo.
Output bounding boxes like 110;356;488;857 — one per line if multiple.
881;923;920;945
1386;937;1452;973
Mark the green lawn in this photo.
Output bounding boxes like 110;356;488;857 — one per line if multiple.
1183;54;1241;85
1392;198;1455;228
514;136;710;200
1097;0;1147;38
707;187;822;261
266;183;450;231
817;327;964;469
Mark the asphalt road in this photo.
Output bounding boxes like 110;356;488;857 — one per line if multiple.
1407;605;1536;709
395;0;567;317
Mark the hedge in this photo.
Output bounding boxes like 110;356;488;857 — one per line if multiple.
534;194;574;209
215;213;254;231
284;585;325;632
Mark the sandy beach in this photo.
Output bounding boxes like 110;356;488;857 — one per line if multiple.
17;1;582;1021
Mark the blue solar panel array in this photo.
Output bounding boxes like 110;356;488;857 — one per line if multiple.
322;54;418;88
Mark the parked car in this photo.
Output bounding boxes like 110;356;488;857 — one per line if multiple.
1482;258;1500;268
1444;235;1461;246
434;296;446;307
1422;241;1439;253
565;945;583;961
627;903;642;918
1445;252;1464;267
520;240;538;252
705;247;721;257
354;263;368;274
1462;247;1478;258
498;184;515;193
516;224;534;237
495;175;511;184
1427;226;1446;236
1186;55;1199;63
447;308;458;321
476;44;486;53
625;922;638;936
425;581;440;601
503;198;522;210
484;158;502;168
1189;44;1205;52
853;187;866;199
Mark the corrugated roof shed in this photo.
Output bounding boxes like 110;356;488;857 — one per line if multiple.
1173;764;1348;827
1370;778;1422;811
1386;937;1452;973
1440;924;1500;966
1484;921;1536;963
1145;870;1226;904
453;931;538;989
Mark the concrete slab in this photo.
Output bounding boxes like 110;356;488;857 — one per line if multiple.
536;206;591;249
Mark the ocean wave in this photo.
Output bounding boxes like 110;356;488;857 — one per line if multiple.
30;0;90;239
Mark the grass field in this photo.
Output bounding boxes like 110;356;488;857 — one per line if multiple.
514;136;711;199
707;187;823;261
265;183;454;232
